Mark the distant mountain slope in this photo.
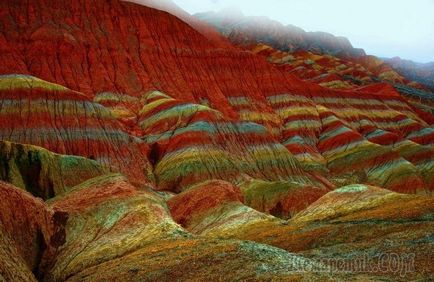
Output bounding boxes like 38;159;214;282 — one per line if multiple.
195;10;365;58
385;57;434;91
249;44;420;89
193;10;434;114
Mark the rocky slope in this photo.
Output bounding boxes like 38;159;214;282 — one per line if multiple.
207;184;434;280
195;11;434;113
251;43;434;116
126;0;234;49
0;0;433;280
249;44;424;90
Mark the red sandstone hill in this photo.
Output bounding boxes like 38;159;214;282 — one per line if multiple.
0;0;310;119
0;0;433;280
126;0;234;49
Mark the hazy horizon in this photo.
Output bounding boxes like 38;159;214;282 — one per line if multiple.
172;0;434;63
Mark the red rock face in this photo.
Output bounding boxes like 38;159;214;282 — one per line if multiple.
126;0;234;49
0;181;66;280
0;0;432;193
0;0;304;120
167;180;244;227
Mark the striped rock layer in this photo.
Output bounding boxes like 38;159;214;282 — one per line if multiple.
138;90;329;193
249;44;426;91
136;88;433;193
0;75;153;186
0;0;432;193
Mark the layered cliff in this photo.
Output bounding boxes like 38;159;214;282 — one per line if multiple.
0;0;302;118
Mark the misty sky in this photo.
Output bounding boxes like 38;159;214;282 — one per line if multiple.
172;0;434;63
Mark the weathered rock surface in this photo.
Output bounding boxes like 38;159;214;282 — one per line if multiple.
0;141;107;199
42;174;338;281
0;0;300;118
168;180;279;234
0;181;66;281
206;184;434;280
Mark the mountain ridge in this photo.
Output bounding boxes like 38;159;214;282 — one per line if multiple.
195;10;366;58
195;9;434;93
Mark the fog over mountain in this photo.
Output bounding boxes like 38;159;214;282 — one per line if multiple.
173;0;434;63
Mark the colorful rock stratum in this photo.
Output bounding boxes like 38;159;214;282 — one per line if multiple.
0;0;433;281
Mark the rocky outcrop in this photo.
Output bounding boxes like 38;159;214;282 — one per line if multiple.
0;181;66;281
44;173;180;280
239;178;329;219
167;180;278;234
0;141;107;199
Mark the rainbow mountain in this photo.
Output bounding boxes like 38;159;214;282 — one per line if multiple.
0;0;433;281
